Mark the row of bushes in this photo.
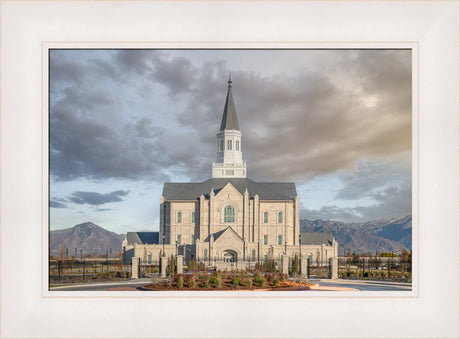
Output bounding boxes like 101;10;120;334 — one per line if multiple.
171;270;286;289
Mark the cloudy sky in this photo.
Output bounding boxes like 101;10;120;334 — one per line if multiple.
49;49;412;234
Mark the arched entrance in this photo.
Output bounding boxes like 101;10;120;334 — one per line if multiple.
223;250;237;262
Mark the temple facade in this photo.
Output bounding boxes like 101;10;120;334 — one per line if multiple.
123;77;338;267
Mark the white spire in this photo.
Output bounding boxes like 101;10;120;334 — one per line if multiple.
212;77;247;178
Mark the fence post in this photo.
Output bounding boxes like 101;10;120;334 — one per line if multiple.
131;257;141;279
329;257;338;279
282;255;289;275
300;257;307;278
176;255;184;274
160;256;168;278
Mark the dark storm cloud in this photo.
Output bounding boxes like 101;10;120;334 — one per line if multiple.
49;49;411;186
50;200;68;208
69;190;129;205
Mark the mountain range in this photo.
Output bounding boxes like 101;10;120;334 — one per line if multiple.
49;222;125;257
50;216;412;257
300;215;412;254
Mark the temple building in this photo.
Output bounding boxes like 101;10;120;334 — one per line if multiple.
123;77;338;267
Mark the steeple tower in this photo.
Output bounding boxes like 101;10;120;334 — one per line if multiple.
212;76;247;178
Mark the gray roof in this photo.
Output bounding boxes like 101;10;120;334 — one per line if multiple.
219;78;239;131
300;232;334;246
126;232;159;245
162;178;297;201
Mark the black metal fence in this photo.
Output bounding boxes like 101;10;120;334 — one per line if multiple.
338;257;412;280
305;260;331;279
49;259;131;283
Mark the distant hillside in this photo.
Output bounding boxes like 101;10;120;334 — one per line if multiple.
50;222;125;256
300;215;412;254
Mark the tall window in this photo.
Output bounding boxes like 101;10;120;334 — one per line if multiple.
263;212;268;223
278;235;282;245
252;249;256;261
224;205;235;223
191;212;195;223
191;235;195;245
177;234;181;244
278;212;282;223
236;140;239;150
264;235;268;245
177;211;181;223
227;139;232;150
147;252;152;264
220;140;224;151
204;249;208;261
264;254;268;262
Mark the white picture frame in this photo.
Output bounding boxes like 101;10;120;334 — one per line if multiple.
1;1;458;338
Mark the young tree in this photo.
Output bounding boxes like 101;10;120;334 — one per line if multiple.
167;254;176;276
290;255;299;276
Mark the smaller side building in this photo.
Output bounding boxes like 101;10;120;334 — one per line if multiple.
122;232;161;264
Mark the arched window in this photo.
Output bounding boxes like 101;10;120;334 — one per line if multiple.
177;211;181;223
263;212;268;223
278;212;283;223
224;205;235;223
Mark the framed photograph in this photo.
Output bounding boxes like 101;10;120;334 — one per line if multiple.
1;1;458;338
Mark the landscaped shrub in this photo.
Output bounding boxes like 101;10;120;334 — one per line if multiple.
216;276;222;289
167;255;175;276
189;277;196;289
265;273;275;284
232;278;242;289
209;276;218;285
246;279;253;287
273;277;280;287
253;276;266;287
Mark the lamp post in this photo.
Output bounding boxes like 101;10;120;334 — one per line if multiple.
299;234;302;258
162;233;165;256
